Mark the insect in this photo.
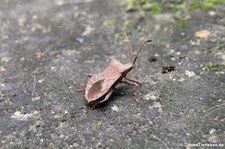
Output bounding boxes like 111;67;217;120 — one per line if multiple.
76;33;151;108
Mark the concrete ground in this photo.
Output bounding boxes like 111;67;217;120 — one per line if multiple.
0;0;225;148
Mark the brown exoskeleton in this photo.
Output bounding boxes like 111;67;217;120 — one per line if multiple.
76;33;151;108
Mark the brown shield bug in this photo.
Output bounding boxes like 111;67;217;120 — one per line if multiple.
76;33;151;108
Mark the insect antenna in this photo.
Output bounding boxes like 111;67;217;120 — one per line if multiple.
132;40;152;65
123;31;133;63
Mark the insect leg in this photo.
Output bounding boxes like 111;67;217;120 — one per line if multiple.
74;74;92;92
120;79;139;87
121;79;141;103
90;89;113;109
124;77;141;85
133;85;141;103
99;89;113;103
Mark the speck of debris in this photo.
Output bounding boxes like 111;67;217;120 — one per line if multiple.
82;25;94;36
148;55;157;62
185;70;196;77
1;57;12;63
203;129;219;143
11;111;28;121
37;79;45;84
111;105;119;112
209;128;216;134
144;92;159;101
176;51;181;56
11;111;39;121
76;37;85;44
149;120;153;125
177;77;185;82
179;56;186;59
171;57;175;61
0;83;5;87
144;78;157;85
215;71;224;75
195;30;211;40
55;0;64;6
137;125;148;133
53;114;62;119
32;96;41;101
0;66;6;72
36;52;46;58
84;59;95;63
168;49;175;54
162;66;175;74
20;57;25;61
221;54;225;62
208;11;216;16
29;125;37;133
152;102;163;113
64;110;69;114
96;121;103;129
62;49;80;56
72;143;79;148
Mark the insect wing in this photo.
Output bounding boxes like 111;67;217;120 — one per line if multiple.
85;58;123;102
85;72;121;102
86;79;104;100
85;74;104;102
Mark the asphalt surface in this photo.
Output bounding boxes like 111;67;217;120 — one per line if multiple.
0;0;225;148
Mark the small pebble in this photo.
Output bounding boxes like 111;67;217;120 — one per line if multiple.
208;11;216;16
206;129;219;143
111;105;119;112
37;79;45;84
32;96;41;101
152;102;163;113
11;111;28;121
76;37;85;44
1;57;12;63
144;92;159;101
195;30;211;40
185;70;195;77
0;66;6;72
